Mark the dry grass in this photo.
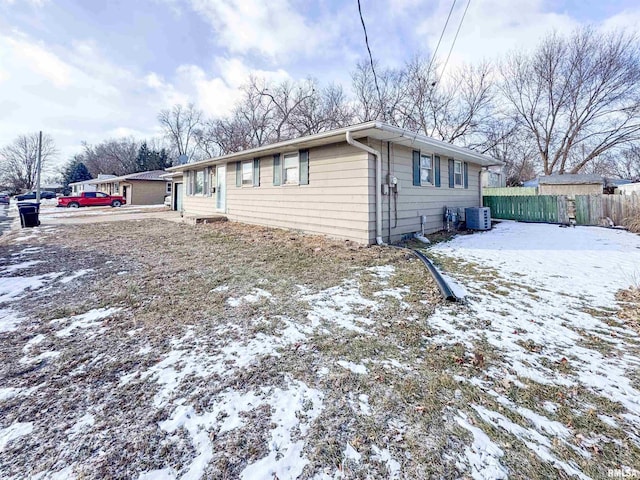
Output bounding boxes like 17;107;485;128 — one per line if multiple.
622;206;640;233
616;287;640;333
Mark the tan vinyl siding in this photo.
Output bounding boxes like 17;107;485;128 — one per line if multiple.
183;194;218;217
224;141;371;243
117;181;167;205
366;140;481;243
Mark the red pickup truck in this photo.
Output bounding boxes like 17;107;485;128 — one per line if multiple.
58;191;126;208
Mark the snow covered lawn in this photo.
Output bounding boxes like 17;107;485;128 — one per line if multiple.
427;221;640;479
1;218;638;479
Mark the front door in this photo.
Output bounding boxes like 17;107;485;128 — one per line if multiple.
175;183;183;212
216;165;226;212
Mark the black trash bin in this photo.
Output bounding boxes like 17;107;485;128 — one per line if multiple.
17;202;41;228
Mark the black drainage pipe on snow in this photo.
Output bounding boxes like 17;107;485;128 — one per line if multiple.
390;245;460;302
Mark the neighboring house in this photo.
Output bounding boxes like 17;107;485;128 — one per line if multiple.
69;174;117;195
525;174;603;196
41;183;64;194
481;166;505;188
166;121;502;244
92;170;170;206
524;174;631;197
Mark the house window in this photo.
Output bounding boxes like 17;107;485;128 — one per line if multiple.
420;154;433;185
454;160;463;187
283;152;299;185
195;170;204;195
242;161;253;186
166;182;172;194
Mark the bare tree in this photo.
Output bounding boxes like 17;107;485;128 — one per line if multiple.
158;103;203;162
80;138;140;176
500;27;640;175
0;132;57;191
351;60;407;126
401;58;494;146
483;119;538;185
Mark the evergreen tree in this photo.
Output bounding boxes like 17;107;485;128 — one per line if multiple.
135;142;170;172
62;158;92;188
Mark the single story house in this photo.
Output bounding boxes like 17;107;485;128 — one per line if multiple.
160;172;184;212
92;170;170;205
166;121;502;244
69;174;117;195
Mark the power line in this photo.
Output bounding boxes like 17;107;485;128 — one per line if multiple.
357;0;384;120
427;0;457;79
439;0;471;83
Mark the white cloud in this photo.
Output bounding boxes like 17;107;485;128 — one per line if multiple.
186;0;338;61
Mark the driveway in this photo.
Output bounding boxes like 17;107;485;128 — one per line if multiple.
0;205;11;235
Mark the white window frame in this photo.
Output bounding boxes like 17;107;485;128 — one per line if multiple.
282;152;299;185
454;160;463;187
242;160;254;186
420;153;433;186
166;182;172;194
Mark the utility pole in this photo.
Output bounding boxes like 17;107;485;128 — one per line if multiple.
35;130;42;204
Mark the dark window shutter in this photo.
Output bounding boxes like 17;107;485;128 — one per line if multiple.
273;154;281;186
464;162;469;189
449;159;455;188
299;149;309;185
235;161;241;187
253;158;260;186
434;155;441;187
412;150;420;186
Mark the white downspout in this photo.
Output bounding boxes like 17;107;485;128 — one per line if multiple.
346;131;385;245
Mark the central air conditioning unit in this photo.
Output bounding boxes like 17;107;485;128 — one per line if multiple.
465;207;491;230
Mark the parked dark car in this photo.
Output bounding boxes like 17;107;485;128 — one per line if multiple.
0;192;9;204
16;191;57;201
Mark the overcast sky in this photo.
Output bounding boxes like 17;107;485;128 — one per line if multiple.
1;0;640;169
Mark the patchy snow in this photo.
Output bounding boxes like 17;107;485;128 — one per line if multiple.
59;269;93;284
0;422;33;451
0;308;24;332
344;443;362;462
138;468;176;480
226;287;272;307
0;272;62;302
429;222;640;413
371;445;401;479
210;284;229;293
374;285;409;300
156;379;324;480
336;360;368;375
455;412;508;480
0;260;43;273
52;307;121;337
0;387;20;402
367;265;395;282
68;413;95;436
301;280;377;334
428;222;640;477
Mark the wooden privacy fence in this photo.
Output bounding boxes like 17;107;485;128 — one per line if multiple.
483;193;640;226
575;193;640;225
482;195;568;223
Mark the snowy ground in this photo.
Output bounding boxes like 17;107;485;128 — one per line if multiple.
428;221;640;479
0;218;638;479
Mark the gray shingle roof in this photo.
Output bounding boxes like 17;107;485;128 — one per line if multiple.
538;174;604;185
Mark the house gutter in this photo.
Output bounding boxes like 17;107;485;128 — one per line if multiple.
346;131;384;245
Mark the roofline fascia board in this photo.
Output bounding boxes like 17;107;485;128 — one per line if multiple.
166;121;503;172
